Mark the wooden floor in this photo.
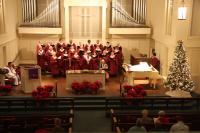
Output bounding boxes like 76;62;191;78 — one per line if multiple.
11;74;168;97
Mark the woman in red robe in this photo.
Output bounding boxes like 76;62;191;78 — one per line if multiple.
50;53;59;76
89;53;99;70
37;45;46;72
109;52;118;76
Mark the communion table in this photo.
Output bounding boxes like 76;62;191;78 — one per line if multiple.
66;70;106;90
21;65;41;93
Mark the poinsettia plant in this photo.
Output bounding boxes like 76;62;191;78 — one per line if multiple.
32;85;54;100
71;80;102;94
123;84;147;98
0;85;13;95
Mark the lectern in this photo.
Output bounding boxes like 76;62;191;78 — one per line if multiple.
21;65;41;93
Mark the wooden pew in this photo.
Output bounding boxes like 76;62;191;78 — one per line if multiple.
0;97;74;114
110;108;200;132
105;97;200;116
0;112;74;133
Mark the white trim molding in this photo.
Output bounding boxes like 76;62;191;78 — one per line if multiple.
18;27;62;35
109;28;151;35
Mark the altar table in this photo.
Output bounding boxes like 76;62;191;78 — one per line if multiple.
66;70;106;90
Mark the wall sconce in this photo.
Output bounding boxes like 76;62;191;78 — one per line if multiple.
178;0;187;20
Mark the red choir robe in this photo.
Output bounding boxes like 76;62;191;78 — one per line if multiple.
63;55;70;71
71;54;81;70
50;56;59;76
89;55;99;70
109;56;118;76
150;56;160;71
80;56;89;70
45;50;55;72
37;49;46;71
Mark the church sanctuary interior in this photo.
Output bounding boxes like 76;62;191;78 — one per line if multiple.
1;0;200;132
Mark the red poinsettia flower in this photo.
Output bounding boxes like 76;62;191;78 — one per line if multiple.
90;83;99;92
44;85;54;92
140;89;147;96
37;86;44;92
0;85;13;93
127;88;136;97
32;85;53;100
94;81;102;89
71;81;81;91
123;85;132;91
81;81;90;90
133;85;144;93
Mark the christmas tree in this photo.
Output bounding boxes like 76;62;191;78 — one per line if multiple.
165;40;194;92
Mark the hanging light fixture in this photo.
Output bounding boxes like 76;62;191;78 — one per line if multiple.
178;0;187;20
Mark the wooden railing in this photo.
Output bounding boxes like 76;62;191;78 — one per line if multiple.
0;113;73;133
0;97;74;132
105;97;200;115
0;97;74;114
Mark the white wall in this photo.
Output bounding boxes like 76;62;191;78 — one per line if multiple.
149;0;200;93
18;35;60;64
18;0;152;64
0;0;19;67
16;0;200;94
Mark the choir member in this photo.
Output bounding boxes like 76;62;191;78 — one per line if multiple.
150;52;160;72
37;45;46;71
89;52;99;70
50;52;59;76
100;59;109;79
109;52;118;76
35;41;123;77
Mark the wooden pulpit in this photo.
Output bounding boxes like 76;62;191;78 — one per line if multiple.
21;65;41;93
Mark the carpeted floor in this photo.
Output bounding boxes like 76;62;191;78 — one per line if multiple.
11;74;168;97
73;111;111;133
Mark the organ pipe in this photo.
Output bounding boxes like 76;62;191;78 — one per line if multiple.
111;0;146;26
21;0;60;27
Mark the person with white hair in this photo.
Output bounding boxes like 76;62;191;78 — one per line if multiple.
4;62;21;86
154;110;169;127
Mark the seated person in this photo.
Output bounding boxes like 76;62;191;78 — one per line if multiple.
35;122;48;133
154;110;169;127
139;109;154;129
170;116;189;133
4;62;21;86
100;59;109;79
49;118;65;133
127;118;147;133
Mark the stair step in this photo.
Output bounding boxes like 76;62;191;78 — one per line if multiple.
73;96;106;100
74;105;106;110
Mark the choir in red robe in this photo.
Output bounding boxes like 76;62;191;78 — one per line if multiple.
36;40;124;77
